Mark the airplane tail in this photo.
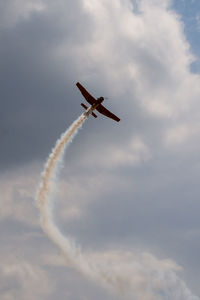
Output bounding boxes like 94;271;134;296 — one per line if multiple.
81;103;97;118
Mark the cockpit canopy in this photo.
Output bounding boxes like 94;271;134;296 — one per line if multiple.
98;97;104;101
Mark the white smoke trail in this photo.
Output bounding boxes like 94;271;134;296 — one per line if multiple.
36;114;92;274
36;114;199;300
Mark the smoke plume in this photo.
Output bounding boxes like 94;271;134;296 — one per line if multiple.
36;114;199;300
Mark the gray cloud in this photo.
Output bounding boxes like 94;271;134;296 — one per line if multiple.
1;0;200;298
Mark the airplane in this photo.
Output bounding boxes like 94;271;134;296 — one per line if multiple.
76;82;120;122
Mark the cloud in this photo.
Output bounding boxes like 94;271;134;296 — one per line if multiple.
0;163;40;225
77;136;151;169
0;255;54;300
1;0;200;298
165;124;190;145
35;115;199;300
80;0;199;117
0;0;200;167
0;0;46;28
86;250;199;300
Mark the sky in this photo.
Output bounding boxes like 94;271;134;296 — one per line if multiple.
1;0;200;299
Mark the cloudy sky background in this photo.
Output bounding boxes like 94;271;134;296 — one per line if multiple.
1;0;200;299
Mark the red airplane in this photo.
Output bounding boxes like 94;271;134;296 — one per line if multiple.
76;82;120;122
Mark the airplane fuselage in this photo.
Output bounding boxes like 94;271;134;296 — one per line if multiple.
84;97;104;117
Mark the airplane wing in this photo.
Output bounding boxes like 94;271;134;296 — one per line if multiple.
76;82;96;105
96;104;120;122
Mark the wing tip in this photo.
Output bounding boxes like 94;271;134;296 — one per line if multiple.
114;117;120;122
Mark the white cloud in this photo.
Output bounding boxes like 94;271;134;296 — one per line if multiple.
0;163;41;225
62;0;197;114
80;136;151;168
55;170;128;222
0;256;54;300
64;0;200;157
87;250;197;300
165;124;190;145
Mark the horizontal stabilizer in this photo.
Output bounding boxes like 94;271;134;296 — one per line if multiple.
81;103;88;110
92;112;97;118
